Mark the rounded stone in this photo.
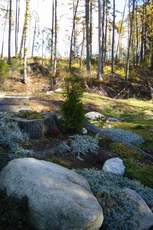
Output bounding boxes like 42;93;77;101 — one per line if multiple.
0;158;103;230
103;157;125;176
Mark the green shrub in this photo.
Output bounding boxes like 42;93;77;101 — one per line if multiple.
0;60;9;80
61;76;85;133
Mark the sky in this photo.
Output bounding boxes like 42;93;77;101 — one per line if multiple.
0;0;128;57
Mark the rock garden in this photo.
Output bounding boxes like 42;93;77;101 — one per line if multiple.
0;77;153;230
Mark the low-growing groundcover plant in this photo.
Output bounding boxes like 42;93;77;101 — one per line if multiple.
70;135;99;158
99;128;144;145
56;135;99;159
0;190;36;230
61;76;85;133
0;113;33;158
78;169;153;230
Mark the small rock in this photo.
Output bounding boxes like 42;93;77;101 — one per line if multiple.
85;111;105;121
123;188;153;230
54;88;63;93
46;91;54;95
82;128;88;135
103;157;125;176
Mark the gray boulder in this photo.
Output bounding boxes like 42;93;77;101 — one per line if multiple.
103;157;125;176
85;112;105;121
123;188;153;230
0;158;103;230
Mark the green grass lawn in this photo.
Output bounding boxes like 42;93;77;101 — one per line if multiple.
83;93;153;187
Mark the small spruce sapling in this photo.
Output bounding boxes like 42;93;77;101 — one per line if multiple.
61;76;85;133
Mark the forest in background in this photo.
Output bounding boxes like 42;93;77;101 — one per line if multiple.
0;0;152;99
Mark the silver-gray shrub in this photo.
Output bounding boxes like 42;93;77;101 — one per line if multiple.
99;128;144;145
70;135;99;157
78;169;153;230
0;113;32;158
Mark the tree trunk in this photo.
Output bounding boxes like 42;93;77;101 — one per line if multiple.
69;0;80;70
104;0;108;64
8;0;12;64
151;43;153;70
97;0;103;80
15;0;20;56
135;2;139;65
53;0;57;76
1;7;8;58
80;24;85;69
89;0;93;59
111;0;115;73
23;0;30;84
85;0;91;79
51;0;55;66
116;0;127;62
31;20;37;57
140;1;145;62
101;0;105;76
125;0;136;80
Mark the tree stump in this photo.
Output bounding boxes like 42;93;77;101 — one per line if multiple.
13;118;44;140
42;112;59;136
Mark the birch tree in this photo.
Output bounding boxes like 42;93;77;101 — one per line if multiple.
125;0;136;80
85;0;91;79
111;0;115;73
23;0;30;83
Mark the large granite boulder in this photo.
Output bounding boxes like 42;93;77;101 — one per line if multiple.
103;157;125;176
0;158;103;230
123;188;153;230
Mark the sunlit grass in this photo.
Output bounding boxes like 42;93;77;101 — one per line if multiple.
104;65;125;78
125;159;153;188
83;93;153;118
